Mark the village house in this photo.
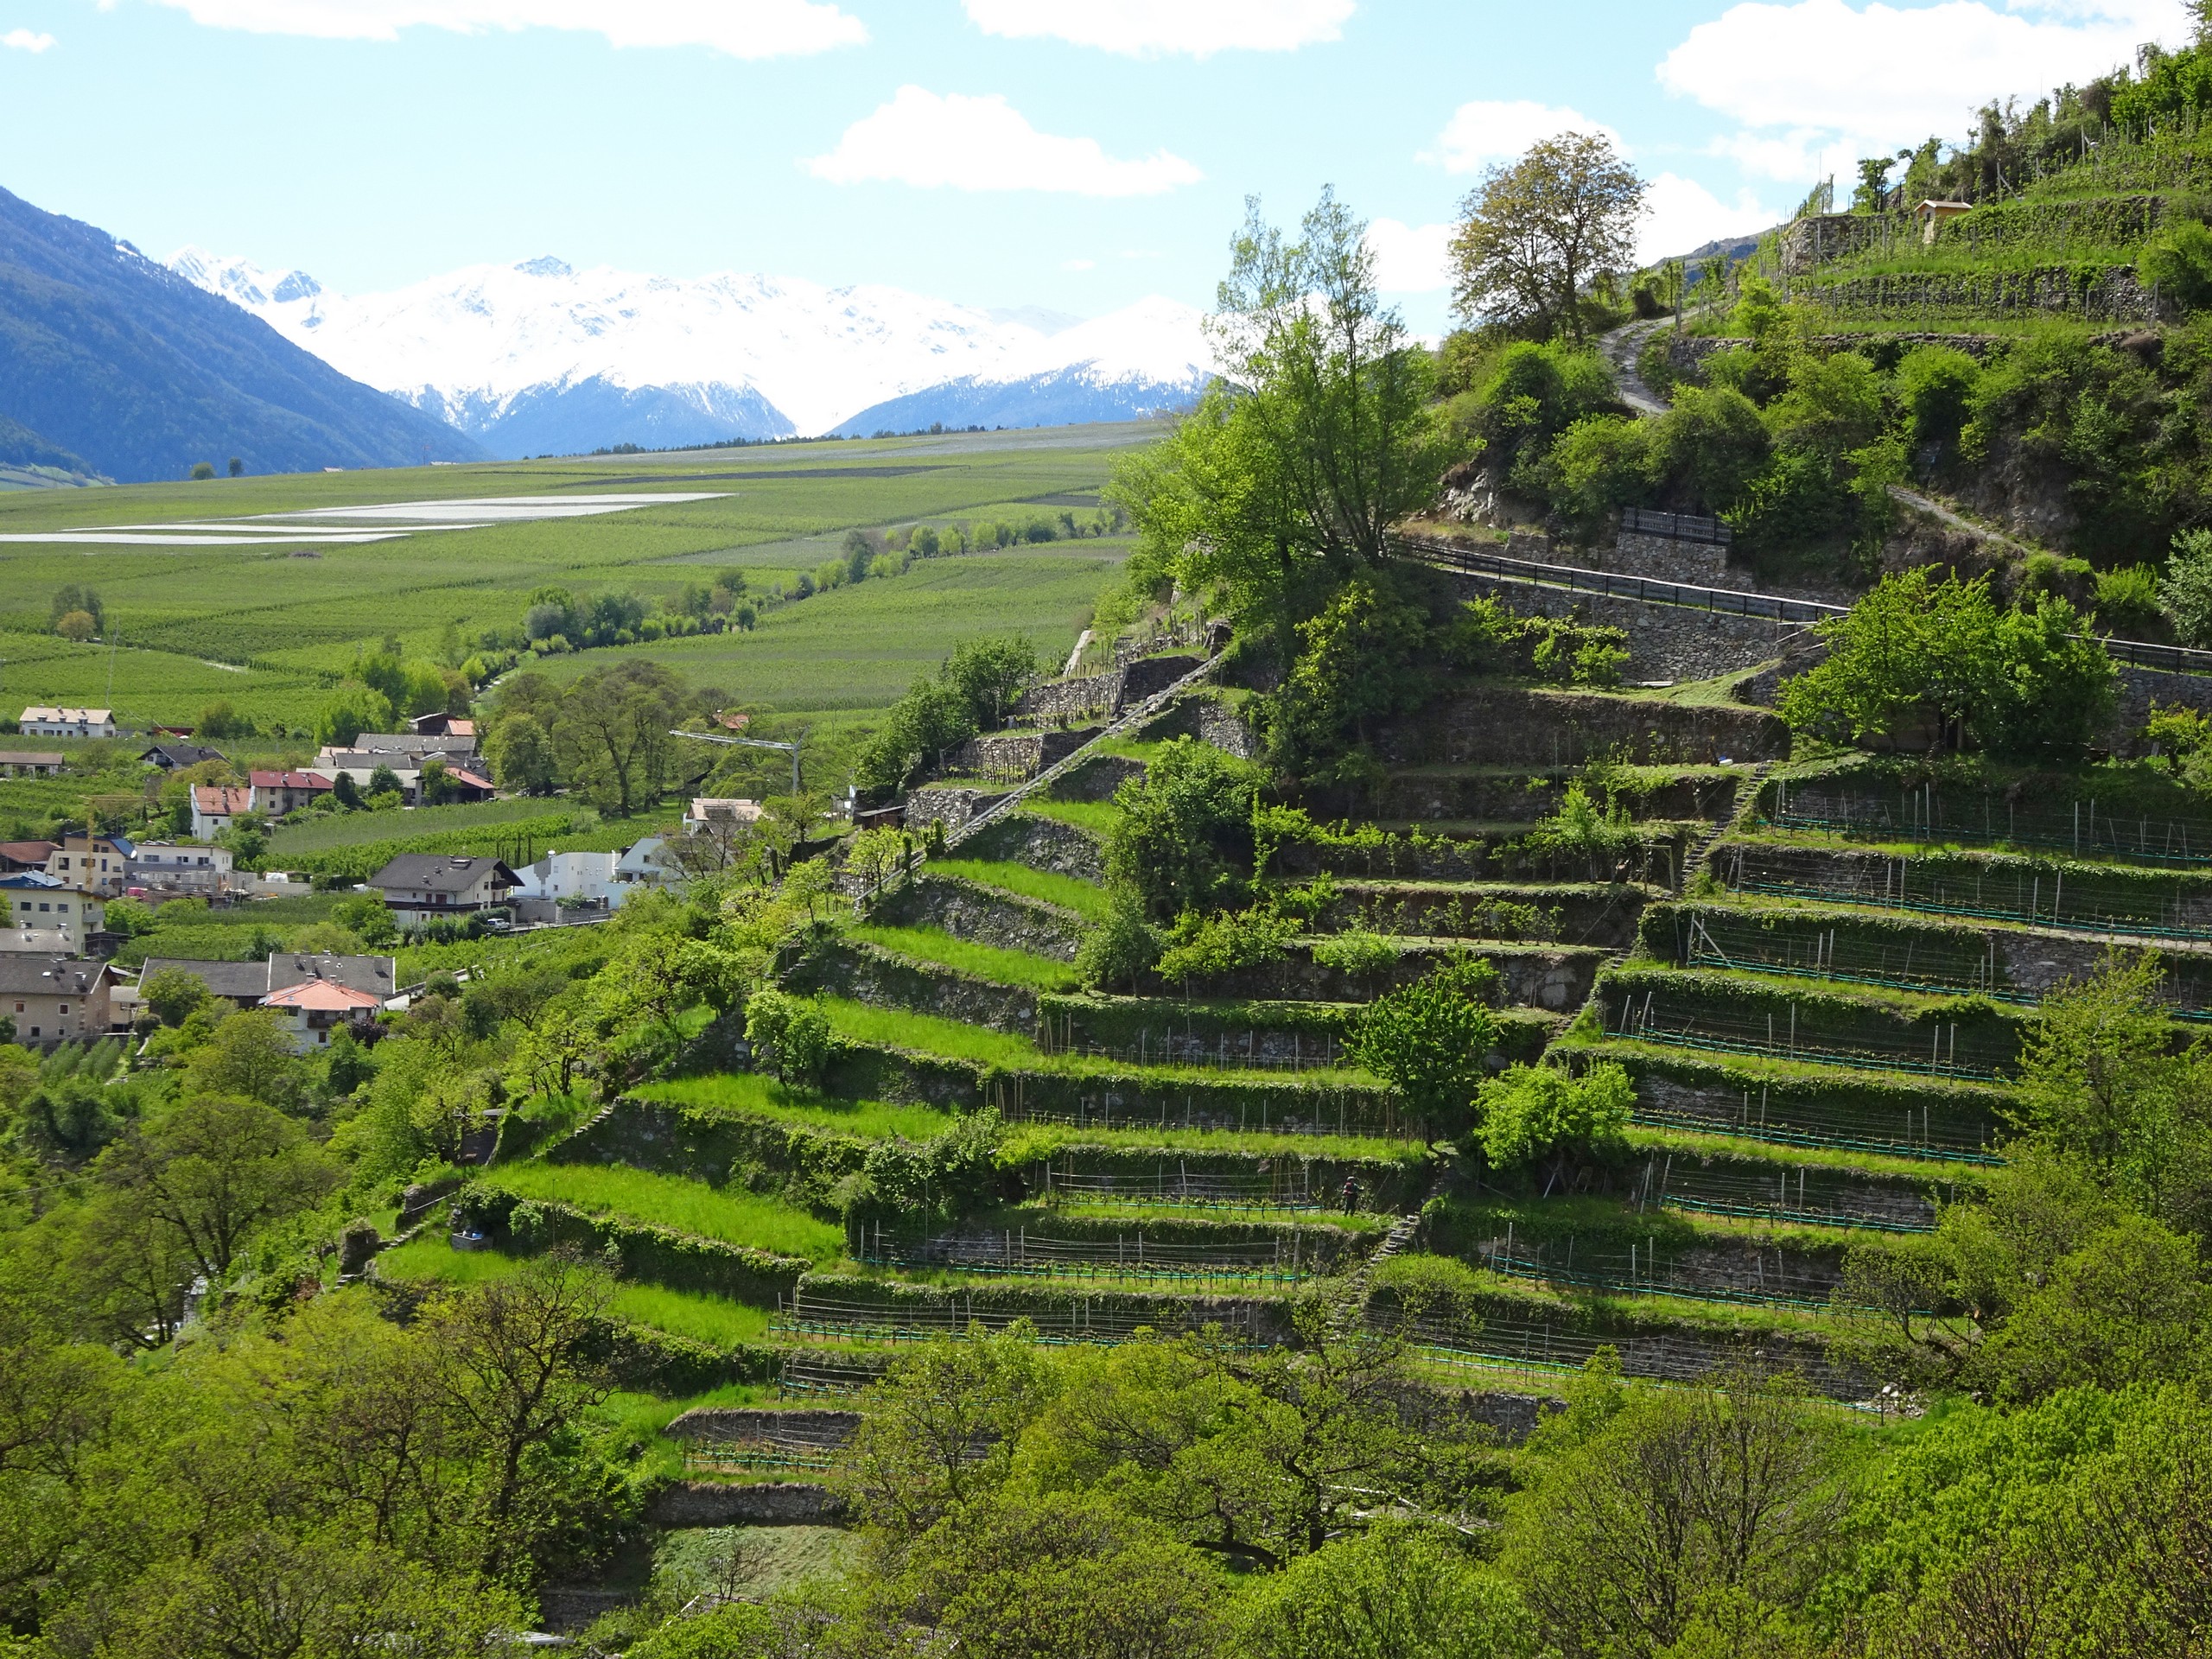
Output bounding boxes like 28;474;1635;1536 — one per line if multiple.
683;797;765;836
365;855;518;928
311;752;496;804
0;956;110;1048
137;950;397;1050
615;836;679;887
0;842;57;874
127;842;234;897
0;874;105;954
48;834;132;898
248;769;334;817
511;849;629;923
409;713;476;739
17;706;116;740
0;751;67;779
191;785;253;840
140;741;226;772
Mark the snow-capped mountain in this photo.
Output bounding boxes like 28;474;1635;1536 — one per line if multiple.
166;249;1211;456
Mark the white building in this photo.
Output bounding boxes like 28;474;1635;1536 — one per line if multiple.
513;849;627;909
191;785;253;840
684;797;764;835
128;842;235;896
18;707;116;740
615;836;680;887
0;874;105;954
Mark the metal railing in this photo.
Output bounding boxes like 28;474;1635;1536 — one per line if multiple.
1395;532;1839;624
1622;506;1732;546
1394;532;2212;679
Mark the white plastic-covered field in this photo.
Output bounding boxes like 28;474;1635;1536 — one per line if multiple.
0;492;728;547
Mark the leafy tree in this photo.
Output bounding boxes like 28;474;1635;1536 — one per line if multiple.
552;660;690;816
1477;1062;1634;1185
51;582;103;634
484;712;556;794
1075;894;1162;992
189;461;215;480
315;683;396;748
185;1011;308;1113
743;988;830;1085
2141;219;2212;312
1116;190;1454;630
1503;1362;1847;1659
421;1249;617;1579
1267;571;1440;772
1893;345;1982;454
2159;527;2212;647
1449;131;1646;342
1345;960;1500;1142
1104;737;1264;919
54;610;96;642
93;1094;340;1284
944;633;1041;729
1237;1525;1535;1659
140;966;213;1027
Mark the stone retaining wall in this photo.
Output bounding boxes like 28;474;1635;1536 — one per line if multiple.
1045;753;1146;803
791;938;1040;1033
1016;652;1205;722
1442;570;1808;683
959;810;1104;880
645;1481;849;1528
905;786;1007;833
1377;687;1791;768
870;873;1089;960
665;1407;859;1444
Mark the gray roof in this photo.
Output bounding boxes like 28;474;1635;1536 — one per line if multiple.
0;957;106;995
137;952;397;1002
139;957;271;1000
369;855;518;894
141;743;225;768
351;733;479;755
268;952;396;997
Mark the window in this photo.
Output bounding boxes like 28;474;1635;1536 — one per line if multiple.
28;1027;38;1039
11;1002;20;1013
37;904;48;913
57;1004;67;1015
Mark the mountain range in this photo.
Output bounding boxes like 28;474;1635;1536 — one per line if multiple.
167;251;1214;457
0;185;484;485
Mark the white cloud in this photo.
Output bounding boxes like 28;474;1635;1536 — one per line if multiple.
1659;0;2191;178
1423;99;1624;174
1365;218;1452;292
142;0;865;56
1639;172;1780;264
963;0;1353;56
806;87;1203;195
3;27;57;49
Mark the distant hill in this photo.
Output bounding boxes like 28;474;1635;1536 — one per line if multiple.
170;250;1212;451
0;410;101;477
830;363;1202;438
0;184;482;483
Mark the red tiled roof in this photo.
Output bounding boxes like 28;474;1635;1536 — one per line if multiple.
193;786;252;813
447;769;493;791
263;979;384;1011
248;770;332;789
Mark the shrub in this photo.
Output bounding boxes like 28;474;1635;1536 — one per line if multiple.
2092;564;2163;639
1075;898;1161;992
1344;959;1501;1141
1641;385;1770;514
2140;220;2212;314
743;990;830;1086
1537;417;1649;541
1893;346;1982;453
1154;906;1298;985
1477;1061;1634;1177
1522;781;1639;861
1471;340;1619;486
2159;528;2212;647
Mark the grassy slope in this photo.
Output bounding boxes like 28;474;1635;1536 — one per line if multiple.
482;1163;845;1262
846;924;1080;991
928;859;1111;920
378;1236;772;1344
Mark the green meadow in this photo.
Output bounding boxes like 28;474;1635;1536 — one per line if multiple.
0;425;1152;728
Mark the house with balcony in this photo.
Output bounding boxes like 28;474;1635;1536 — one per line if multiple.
47;834;133;897
0;874;105;954
248;769;333;818
365;855;518;929
128;842;235;897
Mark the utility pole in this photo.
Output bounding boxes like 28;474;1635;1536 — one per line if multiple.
671;728;806;795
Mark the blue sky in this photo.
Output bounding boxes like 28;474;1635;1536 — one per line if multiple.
0;0;2196;332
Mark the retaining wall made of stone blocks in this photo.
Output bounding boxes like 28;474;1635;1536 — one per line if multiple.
1306;766;1739;825
1045;753;1146;803
1176;943;1605;1014
905;786;1007;833
645;1481;849;1528
1443;571;1812;684
791;938;1041;1033
870;872;1090;960
1378;687;1790;768
959;810;1104;880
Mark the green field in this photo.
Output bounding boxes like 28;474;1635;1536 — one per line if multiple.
845;923;1081;991
376;1236;773;1344
481;1163;846;1262
0;428;1149;729
633;1072;956;1141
